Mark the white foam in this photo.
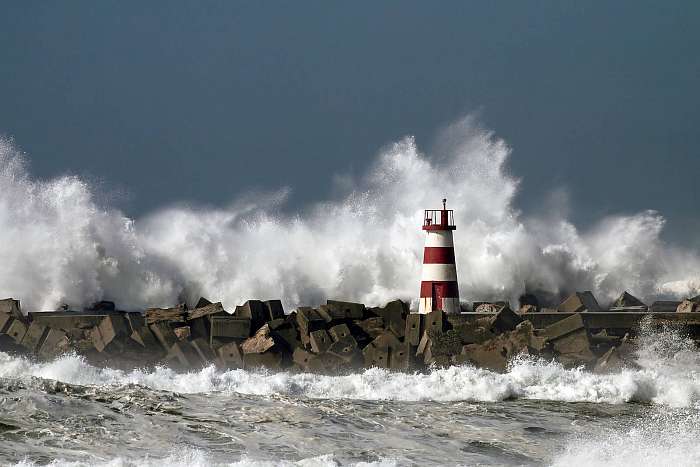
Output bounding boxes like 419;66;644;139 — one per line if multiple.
1;116;699;312
550;407;700;467
12;448;397;467
2;327;699;407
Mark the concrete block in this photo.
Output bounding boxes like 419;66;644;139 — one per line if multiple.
0;312;13;333
557;291;601;313
145;304;186;324
241;324;276;354
488;306;523;334
362;341;389;368
5;319;27;344
187;302;225;321
243;351;282;369
194;297;212;308
650;301;681;312
543;313;587;341
376;300;407;338
329;323;351;342
474;301;509;313
37;328;68;359
327;335;359;363
263;300;285;320
295;307;326;335
167;341;201;368
611;291;646;309
677;299;700;313
389;342;411;370
552;329;596;365
233;300;267;332
92;315;130;352
0;298;23;320
405;313;423;346
217;341;244;368
310;329;332;353
190;338;217;364
209;316;251;345
174;326;191;341
326;300;365;319
270;321;299;351
20;322;48;353
149;322;179;351
356;317;385;339
423;309;444;334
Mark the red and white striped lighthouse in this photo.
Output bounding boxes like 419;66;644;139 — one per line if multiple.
418;199;460;314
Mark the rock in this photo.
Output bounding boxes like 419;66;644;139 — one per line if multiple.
309;329;332;353
240;324;276;354
557;292;601;313
174;326;191;341
217;341;244;368
328;323;351;341
145;304;186;324
263;300;285;321
488;305;523;334
20;322;48;353
611;291;646;308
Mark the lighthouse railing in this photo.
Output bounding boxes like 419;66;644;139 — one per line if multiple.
423;209;455;228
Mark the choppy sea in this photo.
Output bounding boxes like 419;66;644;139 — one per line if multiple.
1;326;698;467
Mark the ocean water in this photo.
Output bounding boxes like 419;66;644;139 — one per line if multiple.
1;326;698;467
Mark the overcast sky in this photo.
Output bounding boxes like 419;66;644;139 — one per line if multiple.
2;1;698;246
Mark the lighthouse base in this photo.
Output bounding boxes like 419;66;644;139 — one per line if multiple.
417;297;460;315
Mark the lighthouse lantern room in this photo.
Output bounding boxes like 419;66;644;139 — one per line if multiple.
418;199;460;314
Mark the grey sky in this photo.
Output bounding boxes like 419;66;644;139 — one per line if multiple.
1;1;698;246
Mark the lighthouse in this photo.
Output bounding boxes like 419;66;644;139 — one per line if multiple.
418;199;460;314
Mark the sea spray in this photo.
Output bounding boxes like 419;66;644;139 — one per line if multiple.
1;118;700;312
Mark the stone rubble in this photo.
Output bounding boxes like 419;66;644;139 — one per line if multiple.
0;291;699;374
